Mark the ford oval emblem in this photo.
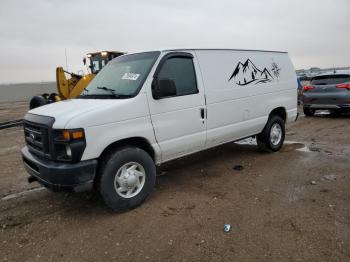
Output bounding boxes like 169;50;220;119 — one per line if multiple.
29;133;35;141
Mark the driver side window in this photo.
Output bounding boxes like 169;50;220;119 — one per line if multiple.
157;57;198;97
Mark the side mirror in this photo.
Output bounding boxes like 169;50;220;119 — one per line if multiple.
83;57;86;65
152;78;177;99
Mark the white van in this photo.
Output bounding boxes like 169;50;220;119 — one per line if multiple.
22;49;297;211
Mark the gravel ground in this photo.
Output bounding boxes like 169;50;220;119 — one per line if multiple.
0;102;349;262
0;101;28;122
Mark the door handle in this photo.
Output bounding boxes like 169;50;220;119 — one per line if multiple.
200;108;205;119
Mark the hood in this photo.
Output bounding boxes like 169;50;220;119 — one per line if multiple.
28;99;118;128
30;99;116;119
27;94;149;129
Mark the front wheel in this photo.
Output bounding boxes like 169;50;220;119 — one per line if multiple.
257;115;285;152
98;147;156;212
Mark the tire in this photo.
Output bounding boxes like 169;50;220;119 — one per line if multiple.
98;147;156;212
303;107;315;117
29;95;47;109
257;115;285;152
329;109;341;117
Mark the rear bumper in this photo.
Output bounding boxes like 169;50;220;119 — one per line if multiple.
302;92;350;109
303;104;350;110
21;146;97;192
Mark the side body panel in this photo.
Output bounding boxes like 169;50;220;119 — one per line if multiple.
194;50;297;149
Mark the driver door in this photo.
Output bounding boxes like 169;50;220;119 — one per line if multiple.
147;52;206;162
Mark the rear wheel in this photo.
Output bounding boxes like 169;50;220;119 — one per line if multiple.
329;109;341;116
98;147;156;212
303;107;315;117
257;115;285;152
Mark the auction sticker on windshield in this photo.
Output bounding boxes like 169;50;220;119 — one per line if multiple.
122;73;140;81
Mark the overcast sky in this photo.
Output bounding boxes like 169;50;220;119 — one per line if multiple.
0;0;349;83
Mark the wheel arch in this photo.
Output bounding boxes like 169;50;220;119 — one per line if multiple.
98;137;156;162
269;107;287;122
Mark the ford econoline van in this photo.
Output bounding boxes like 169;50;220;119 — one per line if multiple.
22;49;297;211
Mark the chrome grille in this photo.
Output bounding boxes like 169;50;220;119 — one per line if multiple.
24;121;49;156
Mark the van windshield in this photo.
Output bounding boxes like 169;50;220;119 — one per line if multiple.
80;51;160;98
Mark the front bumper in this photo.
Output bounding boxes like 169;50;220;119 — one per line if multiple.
21;146;97;192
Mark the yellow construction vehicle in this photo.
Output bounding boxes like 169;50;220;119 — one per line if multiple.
29;51;125;109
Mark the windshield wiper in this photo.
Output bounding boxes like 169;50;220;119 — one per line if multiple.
96;86;133;99
97;86;116;94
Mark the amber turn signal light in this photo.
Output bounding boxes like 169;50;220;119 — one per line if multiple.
72;131;84;139
63;130;70;140
62;130;84;141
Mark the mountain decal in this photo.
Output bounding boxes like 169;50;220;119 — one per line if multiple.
229;59;275;86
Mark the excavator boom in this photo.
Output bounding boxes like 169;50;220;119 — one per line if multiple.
29;51;124;109
56;67;94;99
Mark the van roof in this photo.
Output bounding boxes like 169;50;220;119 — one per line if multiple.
161;48;287;54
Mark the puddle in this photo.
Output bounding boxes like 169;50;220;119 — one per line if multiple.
235;138;313;153
284;140;312;153
1;187;45;201
295;146;311;153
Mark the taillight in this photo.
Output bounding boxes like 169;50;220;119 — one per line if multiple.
303;85;315;92
336;83;350;90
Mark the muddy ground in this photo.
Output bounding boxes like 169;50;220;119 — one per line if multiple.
0;103;349;262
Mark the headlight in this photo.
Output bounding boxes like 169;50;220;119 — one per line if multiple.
53;129;86;162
